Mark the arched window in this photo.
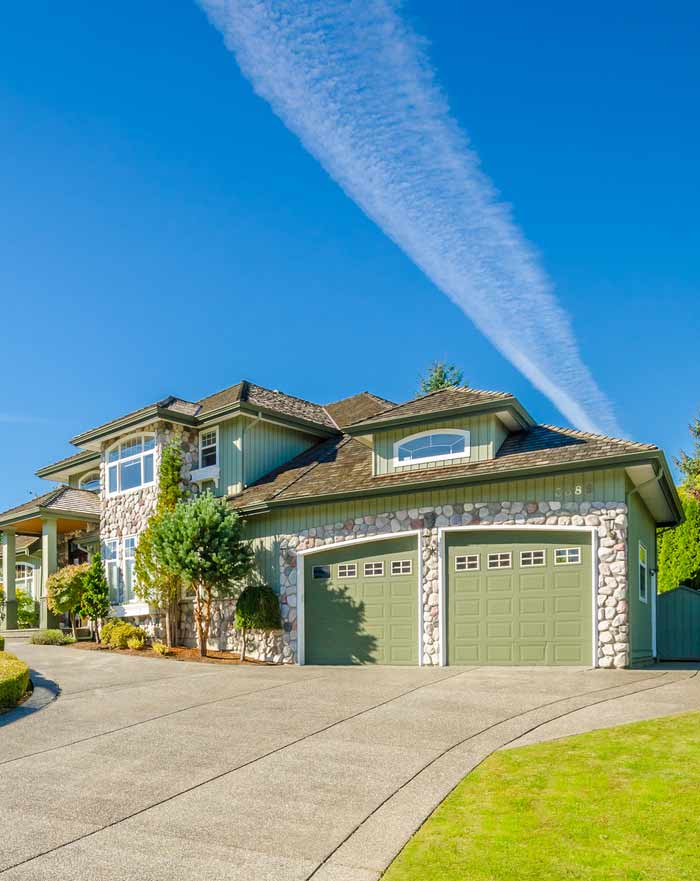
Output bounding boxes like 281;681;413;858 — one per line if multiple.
16;563;35;599
79;471;101;492
106;434;156;496
393;429;470;467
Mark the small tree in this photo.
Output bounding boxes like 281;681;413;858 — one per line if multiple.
150;493;254;657
235;584;282;662
419;361;464;395
676;413;700;500
134;441;186;646
81;553;111;642
47;562;89;638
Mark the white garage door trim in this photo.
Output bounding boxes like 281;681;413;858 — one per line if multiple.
437;525;600;668
296;530;423;666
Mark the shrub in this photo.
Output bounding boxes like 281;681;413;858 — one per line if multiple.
0;651;30;707
127;633;146;650
152;642;171;657
0;636;4;651
235;584;281;662
29;629;74;646
101;621;146;649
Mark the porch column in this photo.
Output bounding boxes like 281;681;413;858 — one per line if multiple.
40;516;59;629
1;528;17;630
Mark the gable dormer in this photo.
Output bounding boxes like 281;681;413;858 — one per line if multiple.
344;386;534;476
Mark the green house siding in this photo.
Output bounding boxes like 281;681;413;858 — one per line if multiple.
627;490;656;663
372;414;506;475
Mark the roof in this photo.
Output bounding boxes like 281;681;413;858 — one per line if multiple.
324;392;396;429
231;423;663;510
36;448;100;479
197;380;337;430
0;535;40;557
0;487;101;525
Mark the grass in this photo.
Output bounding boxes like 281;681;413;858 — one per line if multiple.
383;712;700;881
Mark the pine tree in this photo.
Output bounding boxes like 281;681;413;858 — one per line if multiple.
81;553;111;641
418;361;464;395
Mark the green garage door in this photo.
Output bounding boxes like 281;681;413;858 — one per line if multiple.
446;531;592;665
304;536;418;665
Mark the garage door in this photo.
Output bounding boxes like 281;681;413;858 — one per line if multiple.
304;536;418;665
446;531;592;665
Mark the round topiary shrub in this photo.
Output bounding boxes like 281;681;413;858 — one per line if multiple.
0;651;30;707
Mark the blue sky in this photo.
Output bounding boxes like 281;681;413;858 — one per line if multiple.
1;0;698;510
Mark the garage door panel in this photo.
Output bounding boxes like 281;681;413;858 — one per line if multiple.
447;531;592;666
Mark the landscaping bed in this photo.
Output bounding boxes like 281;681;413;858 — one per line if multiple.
383;711;700;881
69;642;268;665
0;650;31;710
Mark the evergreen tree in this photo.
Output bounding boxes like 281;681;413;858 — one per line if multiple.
81;553;111;641
676;412;700;500
419;361;464;395
657;489;700;592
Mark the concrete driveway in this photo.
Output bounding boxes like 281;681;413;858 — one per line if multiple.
1;645;698;881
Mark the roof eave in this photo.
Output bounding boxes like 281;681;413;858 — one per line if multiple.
35;450;101;481
344;397;534;434
198;401;338;437
70;407;198;449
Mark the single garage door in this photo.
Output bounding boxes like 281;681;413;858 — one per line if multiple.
304;536;418;665
446;531;592;665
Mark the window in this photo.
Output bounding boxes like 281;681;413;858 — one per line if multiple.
456;554;480;571
639;542;648;604
555;547;581;565
104;539;120;603
393;429;470;467
521;550;546;567
106;434;155;497
312;565;331;580
337;563;357;579
79;471;101;492
15;563;34;599
487;552;512;569
124;536;137;603
199;428;218;468
364;561;384;577
391;559;412;576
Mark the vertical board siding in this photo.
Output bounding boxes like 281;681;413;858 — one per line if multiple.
627;491;655;662
243;467;627;588
657;587;700;660
219;418;243;496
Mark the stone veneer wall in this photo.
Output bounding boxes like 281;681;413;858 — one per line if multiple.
273;500;630;668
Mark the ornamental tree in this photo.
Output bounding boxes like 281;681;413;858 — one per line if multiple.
47;562;89;639
235;584;281;662
81;553;111;641
418;361;464;395
134;441;186;646
149;492;254;657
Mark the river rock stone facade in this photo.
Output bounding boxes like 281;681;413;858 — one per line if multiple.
275;500;629;669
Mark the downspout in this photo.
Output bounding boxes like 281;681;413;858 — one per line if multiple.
240;411;263;490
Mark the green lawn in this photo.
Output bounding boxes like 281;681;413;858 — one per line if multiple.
384;712;700;881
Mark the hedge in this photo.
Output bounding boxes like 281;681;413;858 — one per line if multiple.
0;636;4;652
0;651;30;708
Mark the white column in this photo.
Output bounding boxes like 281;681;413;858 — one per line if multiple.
40;517;58;629
1;528;17;629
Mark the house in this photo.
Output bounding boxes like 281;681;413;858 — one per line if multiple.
0;380;682;668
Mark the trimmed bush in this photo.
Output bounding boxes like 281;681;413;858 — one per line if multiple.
101;621;147;650
0;636;4;651
152;642;171;657
29;629;74;646
0;651;30;707
235;584;282;662
127;632;146;650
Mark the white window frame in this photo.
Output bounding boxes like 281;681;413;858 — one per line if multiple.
455;554;480;571
364;561;384;577
79;470;101;492
487;552;512;570
639;541;648;604
123;535;137;603
554;547;582;566
391;559;413;576
104;539;120;603
393;428;471;468
337;563;357;579
199;426;219;469
105;433;156;498
520;549;546;567
312;565;331;580
15;562;35;599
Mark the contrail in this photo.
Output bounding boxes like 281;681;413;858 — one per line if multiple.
198;0;621;435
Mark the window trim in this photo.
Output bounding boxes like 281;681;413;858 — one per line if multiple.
199;426;219;469
337;563;357;579
520;549;546;568
364;561;385;577
105;433;156;498
639;541;648;604
391;559;413;576
455;554;480;572
104;539;120;603
123;535;138;603
15;562;35;599
79;470;101;493
487;552;512;570
554;547;582;566
392;428;471;468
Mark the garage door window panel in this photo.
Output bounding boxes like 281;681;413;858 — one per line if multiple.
313;565;331;580
337;563;357;579
521;550;546;567
555;547;581;565
391;559;412;576
456;554;479;571
364;562;384;577
488;552;512;569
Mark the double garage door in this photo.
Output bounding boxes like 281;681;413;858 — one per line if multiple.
304;531;592;666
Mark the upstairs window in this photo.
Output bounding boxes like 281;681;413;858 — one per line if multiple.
106;434;155;496
79;471;101;492
393;429;470;467
199;428;218;468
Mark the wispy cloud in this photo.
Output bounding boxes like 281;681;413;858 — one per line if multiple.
198;0;620;435
0;414;48;425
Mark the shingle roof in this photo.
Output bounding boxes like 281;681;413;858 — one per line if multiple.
347;385;514;429
324;392;396;429
0;535;40;557
36;449;100;475
197;380;337;430
231;424;659;509
0;487;101;523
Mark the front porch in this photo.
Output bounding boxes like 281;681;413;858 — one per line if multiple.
0;486;100;632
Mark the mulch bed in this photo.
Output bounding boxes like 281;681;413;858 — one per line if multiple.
69;641;268;665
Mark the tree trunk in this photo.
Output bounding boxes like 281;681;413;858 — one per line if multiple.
164;605;172;648
93;618;100;643
240;627;247;663
70;611;78;641
170;594;180;647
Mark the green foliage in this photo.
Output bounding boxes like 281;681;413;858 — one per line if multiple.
419;360;464;395
0;636;4;651
676;413;700;499
16;588;38;628
47;563;89;617
127;633;146;650
99;620;147;649
29;629;74;645
0;651;30;707
235;584;281;632
152;641;171;656
80;554;111;638
157;441;186;513
657;488;700;592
